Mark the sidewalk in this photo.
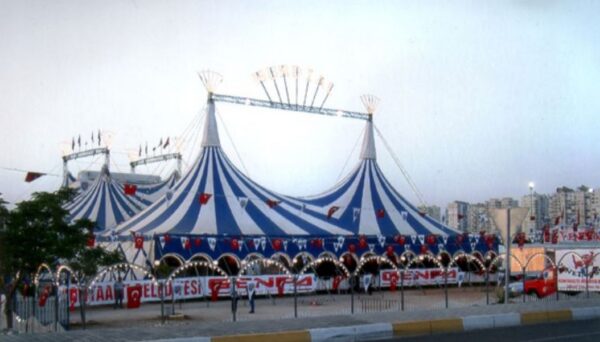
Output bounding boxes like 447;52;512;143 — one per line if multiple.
3;297;600;341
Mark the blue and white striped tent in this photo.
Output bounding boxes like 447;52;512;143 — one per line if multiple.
132;170;180;203
107;97;498;263
65;166;152;232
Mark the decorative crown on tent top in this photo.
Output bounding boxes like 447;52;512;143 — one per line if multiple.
198;70;223;93
360;94;380;115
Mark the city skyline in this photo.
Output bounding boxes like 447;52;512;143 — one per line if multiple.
1;1;599;210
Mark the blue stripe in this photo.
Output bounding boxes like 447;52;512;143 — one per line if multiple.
217;151;337;236
167;148;212;233
331;163;367;234
131;149;210;233
367;161;401;236
371;163;430;235
299;164;362;206
373;163;458;235
211;152;242;235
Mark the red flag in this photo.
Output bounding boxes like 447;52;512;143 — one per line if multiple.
458;214;465;220
426;235;437;246
86;234;95;247
376;209;385;219
194;238;202;247
134;235;144;249
127;284;142;309
124;184;137;196
266;199;280;208
272;239;283;251
358;236;368;249
25;172;45;182
530;216;536;221
327;206;339;219
199;193;212;205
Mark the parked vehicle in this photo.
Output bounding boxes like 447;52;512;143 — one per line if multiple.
508;268;556;298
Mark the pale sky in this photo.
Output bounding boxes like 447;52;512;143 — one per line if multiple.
1;0;599;209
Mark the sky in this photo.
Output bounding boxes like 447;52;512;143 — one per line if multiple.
1;0;599;209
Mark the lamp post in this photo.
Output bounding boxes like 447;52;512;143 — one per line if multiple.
528;182;535;237
153;260;165;324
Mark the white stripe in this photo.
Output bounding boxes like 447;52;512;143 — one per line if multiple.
358;164;379;235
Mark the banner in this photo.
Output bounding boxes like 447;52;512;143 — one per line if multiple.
60;274;315;307
379;268;492;287
556;249;600;291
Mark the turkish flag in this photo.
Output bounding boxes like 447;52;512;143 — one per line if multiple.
376;209;385;219
25;172;45;183
327;206;339;219
86;234;95;247
124;184;137;196
134;235;144;249
38;286;51;307
127;284;143;309
426;235;437;246
273;239;282;251
359;236;368;249
199;193;212;205
266;199;280;208
69;288;78;312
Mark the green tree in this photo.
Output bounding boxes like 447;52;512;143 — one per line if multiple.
68;221;123;329
0;189;120;330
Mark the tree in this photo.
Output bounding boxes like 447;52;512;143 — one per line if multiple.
0;189;119;330
68;221;123;329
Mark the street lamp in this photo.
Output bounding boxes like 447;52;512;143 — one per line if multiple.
528;182;535;237
153;260;165;324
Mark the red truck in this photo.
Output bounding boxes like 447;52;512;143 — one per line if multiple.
509;268;557;298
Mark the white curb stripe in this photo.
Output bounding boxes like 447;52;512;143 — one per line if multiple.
309;323;392;342
571;307;600;320
463;314;495;331
492;313;521;327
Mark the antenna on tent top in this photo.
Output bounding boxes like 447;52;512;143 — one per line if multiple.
360;94;380;115
198;70;223;93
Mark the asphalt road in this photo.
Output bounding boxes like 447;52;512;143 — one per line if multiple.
377;319;600;342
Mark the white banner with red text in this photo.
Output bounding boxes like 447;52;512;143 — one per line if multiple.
556;249;600;292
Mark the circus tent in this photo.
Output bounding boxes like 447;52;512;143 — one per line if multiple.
104;95;498;266
65;165;153;232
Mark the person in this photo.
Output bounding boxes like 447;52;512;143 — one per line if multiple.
247;279;257;314
363;273;372;295
114;276;124;309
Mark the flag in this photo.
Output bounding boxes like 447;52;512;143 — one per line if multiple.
86;234;95;247
159;138;163;148
145;142;148;155
126;284;142;309
163;137;170;148
91;131;94;143
353;208;361;222
554;214;561;226
134;234;144;249
239;197;248;209
97;130;101;146
418;211;427;217
199;193;212;205
25;172;45;183
327;206;339;219
266;199;280;208
71;137;75;151
138;145;142;157
181;236;191;250
78;135;81;147
124;184;137;196
458;214;465;220
376;209;385;219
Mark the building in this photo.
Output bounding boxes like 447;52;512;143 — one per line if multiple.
418;205;441;221
520;193;550;231
447;201;469;232
466;203;492;233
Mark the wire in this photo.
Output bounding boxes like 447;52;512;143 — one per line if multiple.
216;109;251;177
336;124;365;182
373;124;428;208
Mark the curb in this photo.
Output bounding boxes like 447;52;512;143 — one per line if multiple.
152;306;600;342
